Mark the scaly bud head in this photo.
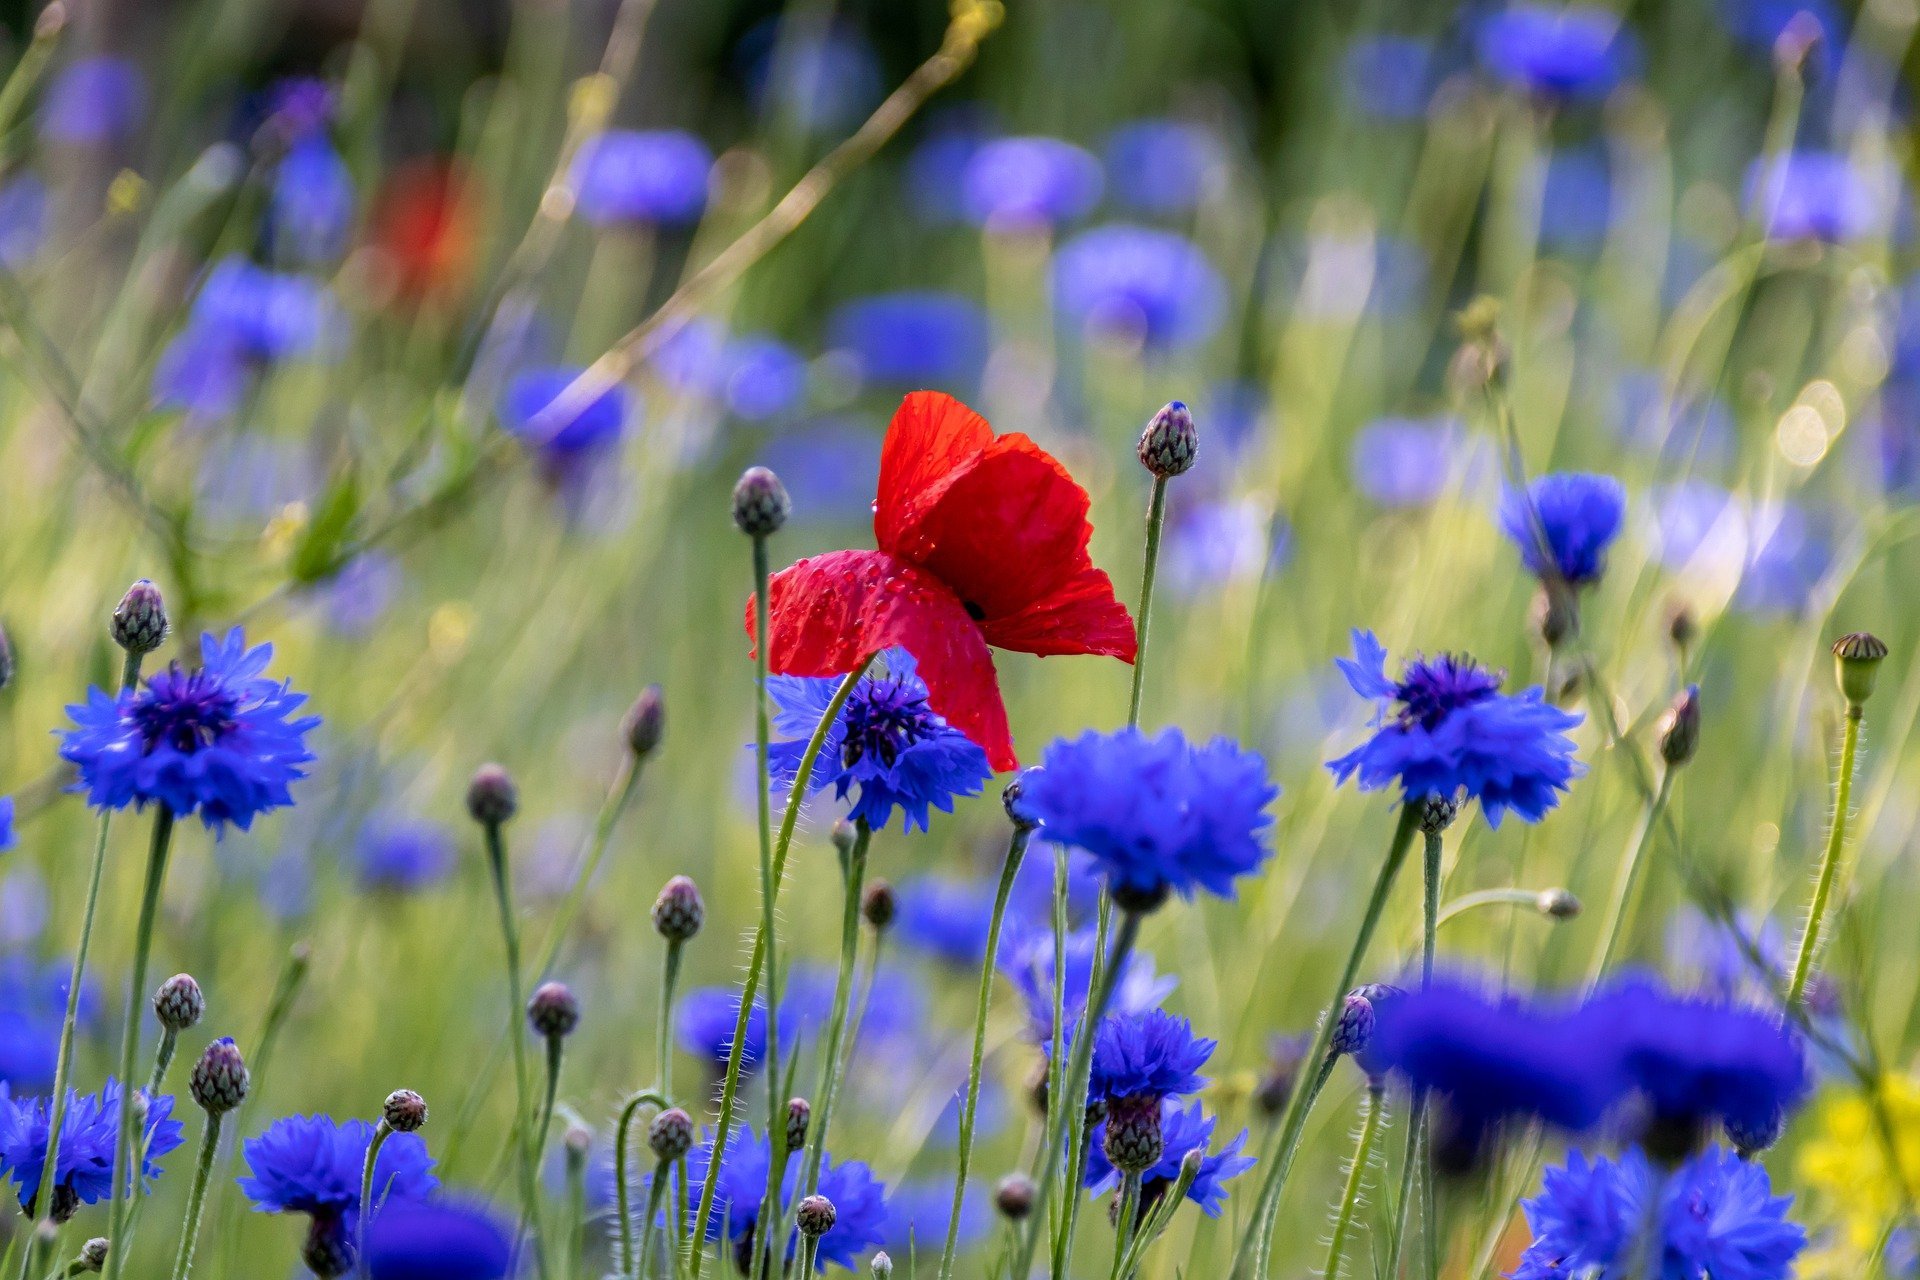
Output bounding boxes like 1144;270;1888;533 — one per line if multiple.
1832;632;1889;707
78;1239;108;1272
649;1107;693;1162
465;764;518;826
1102;1095;1165;1175
785;1097;812;1153
732;466;790;537
383;1089;428;1132
527;982;581;1039
1137;401;1198;479
1330;992;1376;1057
153;973;205;1032
652;875;705;943
111;579;169;655
189;1037;249;1114
622;684;665;758
1417;793;1460;837
796;1194;836;1239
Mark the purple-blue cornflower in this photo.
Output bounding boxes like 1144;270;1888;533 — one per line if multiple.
1054;224;1227;351
1102;120;1225;215
825;292;991;389
766;647;993;834
153;259;338;418
679;1126;888;1272
1084;1098;1254;1217
1475;5;1635;101
1351;416;1465;508
676;977;838;1074
353;814;456;894
1746;151;1893;243
1087;1008;1214;1108
0;176;47;268
269;137;355;265
41;57;145;145
0;957;103;1093
0;1081;184;1215
313;552;401;638
1327;629;1583;826
882;1178;986;1257
0;797;11;853
238;1115;438;1264
1343;36;1441;121
1163;498;1289;596
1537;148;1613;251
737;19;883;135
60;628;320;832
960;136;1103;227
499;366;631;462
1020;727;1276;908
758;420;881;524
894;876;998;966
1498;472;1627;587
365;1199;514;1280
1000;924;1176;1045
1512;1146;1805;1280
569;130;713;227
1737;503;1831;616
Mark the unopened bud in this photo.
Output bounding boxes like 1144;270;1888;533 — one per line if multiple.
77;1239;108;1272
1833;632;1889;707
785;1097;812;1153
1417;793;1459;837
861;880;896;930
111;580;169;655
1666;601;1697;652
188;1038;249;1115
796;1194;836;1239
1330;992;1376;1057
527;982;580;1039
870;1252;893;1278
622;684;664;757
1003;769;1041;831
465;764;517;826
1536;888;1581;919
994;1173;1035;1220
830;819;858;855
1137;401;1198;479
153;974;204;1031
383;1089;428;1132
1658;685;1701;766
652;875;704;942
649;1107;693;1161
732;467;790;537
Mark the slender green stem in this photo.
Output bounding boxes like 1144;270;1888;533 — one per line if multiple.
1233;803;1421;1280
485;821;546;1279
563;1136;588;1280
1107;1174;1142;1280
148;1031;179;1097
533;1035;565;1192
747;534;785;1280
532;758;644;982
1115;1153;1201;1278
1008;912;1142;1280
1421;831;1442;984
1128;476;1169;729
799;823;874;1202
1585;770;1674;989
1788;704;1864;1009
23;652;142;1266
103;806;176;1280
167;1111;220;1280
937;825;1030;1280
1386;828;1445;1280
1050;892;1115;1275
354;1120;394;1280
1382;1112;1424;1280
1437;889;1552;926
685;658;874;1280
657;941;683;1100
612;1091;668;1279
1321;1088;1386;1280
635;1163;670;1280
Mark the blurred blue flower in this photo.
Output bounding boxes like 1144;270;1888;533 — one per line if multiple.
767;647;993;834
270;138;355;264
759;420;881;523
61;628;321;832
0;797;11;853
720;336;808;420
0;176;47;268
1512;1146;1804;1280
1088;1008;1213;1106
154;259;338;418
499;367;634;498
1351;416;1462;507
1085;1098;1254;1217
962;136;1103;227
1054;224;1227;351
1498;472;1626;587
1667;908;1787;1003
1611;373;1737;470
0;1081;183;1212
239;1114;437;1219
895;876;998;966
1281;230;1429;321
1538;147;1613;251
1164;497;1289;594
738;19;883;135
570;130;713;227
1328;629;1583;826
679;1126;889;1271
0;956;103;1092
906;106;996;223
353;814;456;894
1651;480;1743;571
1746;151;1894;242
1000;924;1176;1045
676;977;838;1073
1102;120;1224;215
1476;5;1635;101
1193;380;1269;464
1737;503;1831;616
365;1199;514;1280
41;56;145;145
882;1178;985;1257
257;76;337;139
1344;36;1441;120
313;552;401;638
825;292;991;388
1021;727;1277;906
1718;0;1843;61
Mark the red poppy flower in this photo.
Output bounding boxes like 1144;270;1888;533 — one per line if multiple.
746;391;1137;771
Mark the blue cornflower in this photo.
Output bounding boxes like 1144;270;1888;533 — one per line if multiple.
679;1127;888;1272
499;366;632;461
718;336;808;421
1537;148;1613;251
825;292;991;388
0;957;102;1092
365;1199;514;1280
758;420;881;523
0;1081;184;1214
0;175;47;268
1476;5;1634;101
1666;908;1788;1003
1351;416;1466;508
1085;1098;1254;1217
153;259;338;418
882;1178;986;1257
353;815;456;894
269;137;355;264
1102;120;1225;215
766;648;993;834
60;628;321;832
41;57;145;145
1498;472;1627;587
0;797;11;853
1020;727;1277;908
1327;630;1583;826
1087;1008;1214;1107
1737;503;1831;617
737;19;882;135
570;130;713;227
960;136;1104;227
1054;224;1227;351
676;978;838;1073
1512;1146;1805;1280
894;876;998;966
1000;924;1176;1045
1164;498;1291;595
1746;151;1894;243
238;1114;438;1217
313;552;401;638
1343;36;1441;121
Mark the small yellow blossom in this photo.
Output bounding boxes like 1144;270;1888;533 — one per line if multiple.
1796;1075;1920;1262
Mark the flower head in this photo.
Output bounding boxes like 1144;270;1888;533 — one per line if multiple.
41;57;145;146
1327;629;1583;826
0;1081;183;1214
999;925;1176;1045
270;138;355;264
767;648;993;833
365;1199;514;1280
500;367;632;462
960;136;1104;227
680;1127;888;1271
1351;417;1466;508
1746;151;1895;243
0;796;12;853
749;392;1136;772
60;628;321;832
1054;224;1227;351
238;1114;437;1218
1020;727;1277;907
570;129;713;226
1101;120;1225;215
1084;1098;1254;1217
353;815;456;894
1088;1008;1213;1107
1476;5;1634;100
825;293;990;390
0;958;101;1093
1498;472;1627;586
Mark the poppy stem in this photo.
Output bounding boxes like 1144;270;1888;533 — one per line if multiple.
798;821;874;1203
103;804;176;1280
1787;702;1864;1010
1127;476;1169;730
937;822;1032;1280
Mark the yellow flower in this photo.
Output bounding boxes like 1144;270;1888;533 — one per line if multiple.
1796;1075;1920;1259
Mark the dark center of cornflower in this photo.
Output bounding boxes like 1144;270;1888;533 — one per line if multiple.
840;676;939;770
131;666;241;756
1393;654;1503;731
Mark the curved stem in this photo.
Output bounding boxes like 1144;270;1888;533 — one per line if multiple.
355;1120;394;1279
103;805;175;1280
1585;769;1673;989
612;1091;669;1279
1321;1088;1386;1280
533;1034;565;1199
936;826;1030;1280
1788;704;1863;1009
685;658;875;1280
1233;803;1420;1280
1107;1174;1142;1280
147;1030;179;1096
799;823;874;1198
485;821;546;1279
1127;477;1169;729
167;1113;221;1280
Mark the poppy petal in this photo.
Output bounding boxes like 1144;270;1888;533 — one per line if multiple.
747;548;1017;771
874;391;998;554
978;561;1137;658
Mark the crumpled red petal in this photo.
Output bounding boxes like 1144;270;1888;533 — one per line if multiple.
745;548;1018;771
